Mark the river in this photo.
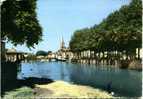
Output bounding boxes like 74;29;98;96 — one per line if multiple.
18;61;142;97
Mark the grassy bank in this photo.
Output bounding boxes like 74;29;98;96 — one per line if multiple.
3;81;114;98
3;87;34;99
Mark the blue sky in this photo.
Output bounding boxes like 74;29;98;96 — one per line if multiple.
6;0;130;53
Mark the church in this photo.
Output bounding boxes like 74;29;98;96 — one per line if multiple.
56;37;73;61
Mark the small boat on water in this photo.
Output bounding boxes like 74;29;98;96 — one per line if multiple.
49;58;56;62
40;59;49;62
56;56;66;61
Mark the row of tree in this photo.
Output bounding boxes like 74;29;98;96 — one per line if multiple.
69;0;142;60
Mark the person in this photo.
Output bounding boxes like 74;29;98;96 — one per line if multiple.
107;81;115;95
107;81;112;93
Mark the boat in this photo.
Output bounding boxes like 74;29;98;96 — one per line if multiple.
40;59;49;62
57;56;66;61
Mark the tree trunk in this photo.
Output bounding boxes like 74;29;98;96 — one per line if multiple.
138;48;140;59
102;51;105;65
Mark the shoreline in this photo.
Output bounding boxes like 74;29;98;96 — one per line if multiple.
3;80;114;98
70;59;142;71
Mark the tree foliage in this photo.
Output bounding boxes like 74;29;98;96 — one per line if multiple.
47;51;52;55
36;50;48;56
69;0;142;55
1;0;42;48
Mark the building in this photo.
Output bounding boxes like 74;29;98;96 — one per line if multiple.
56;37;73;60
5;48;26;62
47;52;56;59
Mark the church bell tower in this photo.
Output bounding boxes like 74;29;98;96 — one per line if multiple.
60;36;65;50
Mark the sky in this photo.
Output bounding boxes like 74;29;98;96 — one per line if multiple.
6;0;130;53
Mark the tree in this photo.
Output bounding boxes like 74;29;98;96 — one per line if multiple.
36;51;48;56
1;0;42;47
47;51;52;55
69;0;142;60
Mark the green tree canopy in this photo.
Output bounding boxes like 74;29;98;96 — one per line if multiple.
69;0;142;55
47;51;52;55
69;28;91;52
36;50;48;56
2;0;42;48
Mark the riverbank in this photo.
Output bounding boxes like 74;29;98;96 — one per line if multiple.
71;59;142;71
3;81;114;98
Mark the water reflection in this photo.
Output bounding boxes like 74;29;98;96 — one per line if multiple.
18;61;142;97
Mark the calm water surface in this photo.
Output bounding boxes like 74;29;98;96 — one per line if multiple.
18;61;142;97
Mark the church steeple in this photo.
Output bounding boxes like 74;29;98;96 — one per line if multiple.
60;36;65;49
